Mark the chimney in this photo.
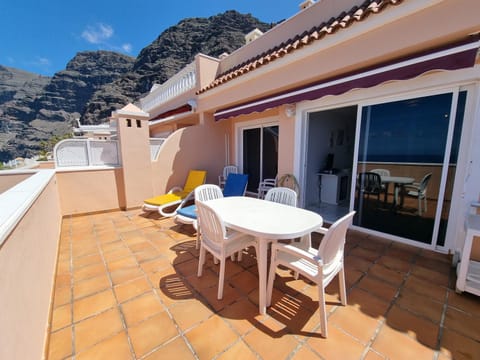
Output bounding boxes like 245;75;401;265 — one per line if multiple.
299;0;316;11
245;28;263;44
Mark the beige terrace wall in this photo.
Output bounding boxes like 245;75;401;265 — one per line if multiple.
150;122;229;197
56;168;125;216
0;176;61;360
0;172;32;194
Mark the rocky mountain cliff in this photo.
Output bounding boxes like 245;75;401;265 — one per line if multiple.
0;11;274;162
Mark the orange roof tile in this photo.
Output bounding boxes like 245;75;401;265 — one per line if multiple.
197;0;404;94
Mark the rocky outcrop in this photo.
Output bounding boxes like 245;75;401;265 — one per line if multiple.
0;11;274;162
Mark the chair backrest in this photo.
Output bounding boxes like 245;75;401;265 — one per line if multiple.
264;187;297;207
223;173;249;197
318;211;355;276
196;201;227;247
419;173;432;192
222;165;238;179
183;170;207;193
357;172;382;194
370;168;390;177
195;184;224;203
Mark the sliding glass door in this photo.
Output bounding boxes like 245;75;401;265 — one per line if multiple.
242;125;279;193
354;90;466;246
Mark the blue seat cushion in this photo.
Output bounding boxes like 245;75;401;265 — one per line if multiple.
177;205;197;219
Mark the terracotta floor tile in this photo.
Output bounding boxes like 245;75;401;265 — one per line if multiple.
385;305;439;348
377;254;411;273
403;274;448;300
140;257;171;274
143;337;195;359
73;289;116;323
106;255;139;272
444;306;480;341
346;288;389;319
110;266;144;285
372;324;437;359
198;281;243;312
410;264;450;286
229;269;261;294
290;344;325;360
363;349;387;360
357;275;398;302
54;273;71;289
396;290;444;323
73;253;103;269
348;247;380;262
76;331;132;360
243;317;300;359
368;263;406;287
114;275;151;303
220;298;262;335
307;325;365;360
73;273;111;300
185;316;239;359
74;308;124;352
329;304;381;344
53;286;71;308
186;267;222;291
447;291;480;316
128;312;180;358
440;328;480;360
47;326;72;360
344;254;373;273
73;262;107;282
51;303;72;331
169;299;213;331
121;291;164;326
216;340;258;360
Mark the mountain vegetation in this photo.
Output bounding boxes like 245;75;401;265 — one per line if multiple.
0;11;275;162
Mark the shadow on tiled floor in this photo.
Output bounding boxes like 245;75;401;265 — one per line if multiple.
47;209;480;359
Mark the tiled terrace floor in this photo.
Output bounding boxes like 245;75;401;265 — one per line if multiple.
47;209;480;360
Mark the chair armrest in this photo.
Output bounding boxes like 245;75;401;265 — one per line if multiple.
272;243;322;266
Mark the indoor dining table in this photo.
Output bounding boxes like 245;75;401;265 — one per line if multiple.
205;196;324;315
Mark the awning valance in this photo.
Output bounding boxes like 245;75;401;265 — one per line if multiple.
214;38;480;121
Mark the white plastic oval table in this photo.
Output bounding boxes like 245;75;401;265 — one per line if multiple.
205;196;324;315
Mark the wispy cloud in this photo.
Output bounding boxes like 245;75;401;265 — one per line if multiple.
121;43;132;53
80;23;133;54
81;23;114;44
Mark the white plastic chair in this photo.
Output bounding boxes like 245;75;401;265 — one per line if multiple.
193;184;224;249
257;175;277;199
196;201;258;299
264;187;297;207
218;165;238;189
266;211;355;337
404;173;432;216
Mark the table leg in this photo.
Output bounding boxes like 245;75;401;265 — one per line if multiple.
257;238;268;315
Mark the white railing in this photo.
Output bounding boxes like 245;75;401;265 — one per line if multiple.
149;138;166;161
140;61;197;112
54;139;120;167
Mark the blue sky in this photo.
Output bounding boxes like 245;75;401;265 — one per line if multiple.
0;0;297;76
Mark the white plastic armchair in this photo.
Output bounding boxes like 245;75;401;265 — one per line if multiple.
266;211;355;337
404;173;432;216
257;175;277;199
196;200;258;299
264;187;297;207
218;165;238;189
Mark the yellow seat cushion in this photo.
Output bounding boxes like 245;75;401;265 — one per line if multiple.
144;193;182;206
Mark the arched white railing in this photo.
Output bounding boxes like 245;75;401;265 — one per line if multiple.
149;138;166;161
